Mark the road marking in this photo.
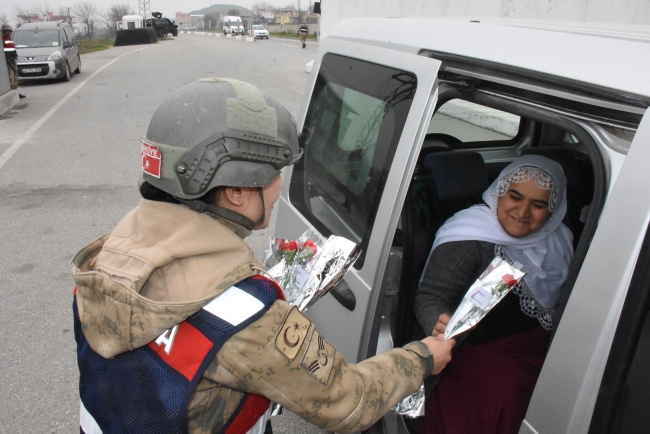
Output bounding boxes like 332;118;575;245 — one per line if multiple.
281;44;300;48
0;46;151;170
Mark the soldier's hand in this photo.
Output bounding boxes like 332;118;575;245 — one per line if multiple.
421;335;455;375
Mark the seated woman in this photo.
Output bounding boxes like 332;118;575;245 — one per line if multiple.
415;155;574;434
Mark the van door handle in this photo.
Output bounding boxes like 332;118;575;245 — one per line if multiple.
330;280;356;311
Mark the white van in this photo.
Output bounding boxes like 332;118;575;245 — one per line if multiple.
275;18;650;434
223;16;244;35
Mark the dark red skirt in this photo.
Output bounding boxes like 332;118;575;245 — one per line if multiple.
421;326;551;434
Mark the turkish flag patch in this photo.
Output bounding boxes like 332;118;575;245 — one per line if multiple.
141;140;162;178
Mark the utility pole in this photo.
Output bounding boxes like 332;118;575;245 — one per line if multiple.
139;0;151;20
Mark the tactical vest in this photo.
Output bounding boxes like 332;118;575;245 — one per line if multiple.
74;275;283;434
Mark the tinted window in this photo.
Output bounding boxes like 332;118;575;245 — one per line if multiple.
290;54;417;268
428;99;520;142
13;30;61;48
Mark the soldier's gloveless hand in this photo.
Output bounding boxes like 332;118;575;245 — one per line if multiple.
421;335;456;375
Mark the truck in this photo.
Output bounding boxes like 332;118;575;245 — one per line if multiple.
223;16;244;35
147;12;178;37
117;13;177;37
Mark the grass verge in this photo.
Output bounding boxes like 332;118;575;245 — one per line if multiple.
78;39;115;55
268;32;317;41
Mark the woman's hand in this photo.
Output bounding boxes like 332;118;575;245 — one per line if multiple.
432;313;451;337
421;335;456;375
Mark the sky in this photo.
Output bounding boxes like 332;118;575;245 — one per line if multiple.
0;1;292;23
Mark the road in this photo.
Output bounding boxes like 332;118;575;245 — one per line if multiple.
0;34;326;433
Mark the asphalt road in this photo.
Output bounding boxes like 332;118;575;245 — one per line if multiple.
0;34;327;434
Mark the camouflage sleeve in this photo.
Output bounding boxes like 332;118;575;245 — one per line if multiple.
207;300;433;433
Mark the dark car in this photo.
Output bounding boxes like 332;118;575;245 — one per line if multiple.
13;21;80;82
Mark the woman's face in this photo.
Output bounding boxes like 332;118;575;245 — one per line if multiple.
497;179;552;237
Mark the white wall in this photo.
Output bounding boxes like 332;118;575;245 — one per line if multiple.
320;0;650;38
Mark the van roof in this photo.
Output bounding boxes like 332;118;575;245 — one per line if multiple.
328;18;650;99
16;21;69;30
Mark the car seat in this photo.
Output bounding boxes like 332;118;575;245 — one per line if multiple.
394;150;488;346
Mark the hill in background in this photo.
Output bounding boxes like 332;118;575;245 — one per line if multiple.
189;4;255;16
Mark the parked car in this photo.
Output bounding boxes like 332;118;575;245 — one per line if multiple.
252;25;269;39
276;18;650;434
13;21;80;82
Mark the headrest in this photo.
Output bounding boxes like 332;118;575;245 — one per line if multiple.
521;146;580;187
424;151;488;200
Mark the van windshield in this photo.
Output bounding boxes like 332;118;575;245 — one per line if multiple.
13;30;60;48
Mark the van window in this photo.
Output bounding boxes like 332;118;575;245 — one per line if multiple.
290;54;418;268
61;28;70;47
428;99;520;142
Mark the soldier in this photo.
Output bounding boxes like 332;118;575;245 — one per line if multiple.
298;23;308;48
72;78;455;434
1;24;24;98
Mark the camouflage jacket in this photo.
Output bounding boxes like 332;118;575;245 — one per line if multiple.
71;199;433;433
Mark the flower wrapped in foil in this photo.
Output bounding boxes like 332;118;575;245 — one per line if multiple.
444;256;525;340
290;235;361;311
395;257;524;418
263;229;325;301
393;384;425;418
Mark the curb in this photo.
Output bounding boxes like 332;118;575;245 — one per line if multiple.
0;90;19;117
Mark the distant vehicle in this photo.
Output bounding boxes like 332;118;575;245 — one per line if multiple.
252;25;269;39
117;14;144;30
147;12;178;38
13;20;80;82
223;16;244;35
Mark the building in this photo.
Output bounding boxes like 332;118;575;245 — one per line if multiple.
175;12;192;25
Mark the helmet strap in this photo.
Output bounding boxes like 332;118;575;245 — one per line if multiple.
176;188;266;230
255;188;266;227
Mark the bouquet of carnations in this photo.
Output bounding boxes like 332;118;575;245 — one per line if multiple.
263;229;360;310
394;256;525;417
263;229;325;301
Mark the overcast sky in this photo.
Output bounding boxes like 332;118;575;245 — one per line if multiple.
0;1;292;23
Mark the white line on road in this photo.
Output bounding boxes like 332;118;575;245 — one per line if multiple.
0;46;151;171
281;44;300;48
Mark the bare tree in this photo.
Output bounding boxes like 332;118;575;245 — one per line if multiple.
251;2;274;14
103;3;132;36
0;12;8;25
56;6;73;24
72;2;98;39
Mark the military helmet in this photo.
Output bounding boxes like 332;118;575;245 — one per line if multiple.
1;24;12;32
141;78;301;200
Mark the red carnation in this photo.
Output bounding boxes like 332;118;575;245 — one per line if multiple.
502;273;518;287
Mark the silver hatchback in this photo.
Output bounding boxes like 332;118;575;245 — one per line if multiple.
14;21;81;82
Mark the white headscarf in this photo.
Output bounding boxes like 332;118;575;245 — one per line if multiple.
431;154;574;310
